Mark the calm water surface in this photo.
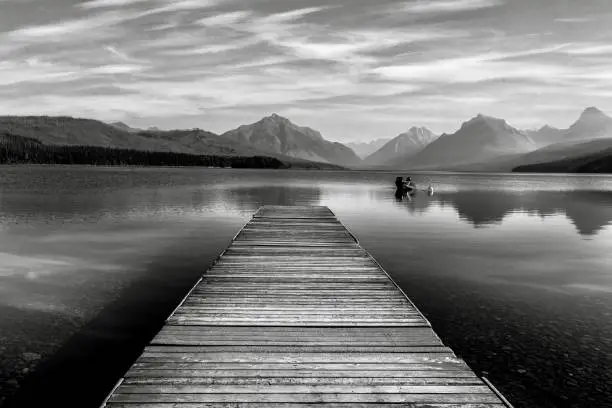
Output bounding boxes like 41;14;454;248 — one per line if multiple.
1;166;612;407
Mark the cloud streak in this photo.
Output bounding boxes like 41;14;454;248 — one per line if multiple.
80;0;151;8
402;0;504;14
8;11;131;39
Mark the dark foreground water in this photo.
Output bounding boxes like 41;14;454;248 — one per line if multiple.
1;166;611;408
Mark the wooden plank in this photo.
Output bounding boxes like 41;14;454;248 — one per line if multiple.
135;350;460;359
114;384;494;394
203;276;390;282
180;301;412;306
166;320;429;327
150;335;436;344
143;346;449;353
153;325;436;333
130;362;471;371
109;393;502;404
122;377;483;385
101;206;511;408
108;403;506;408
195;282;396;288
124;369;480;379
173;309;421;315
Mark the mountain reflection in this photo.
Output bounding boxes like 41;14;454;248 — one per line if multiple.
214;185;323;214
394;190;612;236
0;170;323;222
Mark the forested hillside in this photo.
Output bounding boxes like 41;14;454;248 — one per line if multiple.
0;133;286;168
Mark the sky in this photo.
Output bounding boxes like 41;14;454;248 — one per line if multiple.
1;0;612;141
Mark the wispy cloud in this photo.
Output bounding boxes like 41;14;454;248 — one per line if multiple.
554;17;594;23
372;45;571;83
402;0;504;14
197;11;252;26
80;0;151;8
563;43;612;55
104;45;131;60
8;11;131;39
0;60;82;86
258;6;334;23
7;0;222;42
191;5;465;72
160;38;262;56
149;0;221;13
89;64;146;74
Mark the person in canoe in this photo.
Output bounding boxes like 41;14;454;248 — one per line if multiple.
395;176;416;198
395;176;435;199
403;177;418;195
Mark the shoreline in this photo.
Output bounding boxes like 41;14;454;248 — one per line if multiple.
0;163;345;171
2;163;610;175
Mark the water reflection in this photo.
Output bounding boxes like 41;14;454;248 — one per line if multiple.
389;190;612;236
217;185;322;214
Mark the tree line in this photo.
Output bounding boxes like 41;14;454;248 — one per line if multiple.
0;133;287;169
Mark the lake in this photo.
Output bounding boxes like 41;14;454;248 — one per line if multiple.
1;166;612;407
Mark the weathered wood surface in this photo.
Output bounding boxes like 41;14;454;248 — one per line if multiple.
103;205;510;407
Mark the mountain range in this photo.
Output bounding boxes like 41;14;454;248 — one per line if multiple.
456;108;612;172
0;115;347;169
2;106;612;173
362;107;612;173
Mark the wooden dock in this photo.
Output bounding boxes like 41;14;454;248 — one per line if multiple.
102;205;512;407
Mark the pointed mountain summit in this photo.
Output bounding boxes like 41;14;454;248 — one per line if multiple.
364;127;438;166
565;106;612;141
221;114;361;166
540;125;559;131
403;114;536;169
580;106;608;119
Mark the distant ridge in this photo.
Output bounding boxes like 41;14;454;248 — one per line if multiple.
0;116;249;155
366;127;438;167
527;125;564;147
397;114;535;169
